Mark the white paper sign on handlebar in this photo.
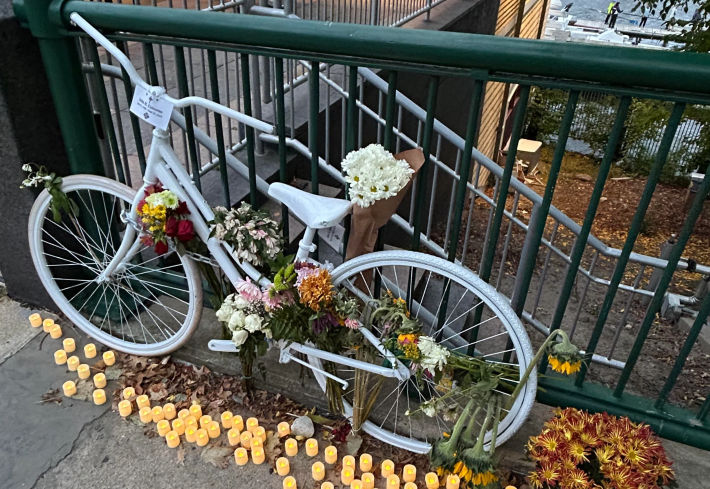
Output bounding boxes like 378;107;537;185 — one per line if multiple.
130;85;175;131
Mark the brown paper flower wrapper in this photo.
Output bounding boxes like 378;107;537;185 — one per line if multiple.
345;148;425;262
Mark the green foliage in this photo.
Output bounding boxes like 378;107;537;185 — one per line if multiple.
21;164;79;222
524;88;567;141
633;0;710;52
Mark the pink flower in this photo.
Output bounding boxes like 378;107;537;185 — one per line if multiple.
344;318;359;330
262;285;294;309
235;278;262;302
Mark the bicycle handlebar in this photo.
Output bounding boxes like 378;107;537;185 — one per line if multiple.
70;13;275;134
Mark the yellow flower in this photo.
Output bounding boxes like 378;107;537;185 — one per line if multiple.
470;471;497;486
298;269;334;311
548;355;582;375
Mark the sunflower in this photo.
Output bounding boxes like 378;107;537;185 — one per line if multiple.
547;333;583;375
548;355;582;375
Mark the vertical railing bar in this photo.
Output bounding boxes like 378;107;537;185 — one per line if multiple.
224;51;233;149
615;152;709;398
104;54;132;187
446;77;484;261
478;85;531;283
142;43;160;86
408;119;423;226
275;57;289;242
240;53;258;208
606;264;646;360
325;64;331;165
395;105;403;153
569;250;598;340
207;50;231;208
410;76;439;251
510;89;579;317
174;46;202;192
477;178;499;277
358;73;364;148
576;102;686;387
495;192;521;291
383;71;398;153
289;60;296;139
425;134;442;238
87;40;126;185
442;150;462;252
531;221;560;318
376;91;384;144
119;66;147;174
345;65;359;154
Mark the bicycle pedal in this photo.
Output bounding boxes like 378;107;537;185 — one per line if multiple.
208;339;239;352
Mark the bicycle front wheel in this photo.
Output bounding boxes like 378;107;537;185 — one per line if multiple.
28;175;203;356
311;250;535;454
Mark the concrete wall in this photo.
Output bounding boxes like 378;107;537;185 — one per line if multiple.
0;0;69;308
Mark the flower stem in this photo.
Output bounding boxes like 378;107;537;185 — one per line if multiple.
510;330;571;402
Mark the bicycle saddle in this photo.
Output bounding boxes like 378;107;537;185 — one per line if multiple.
269;183;352;229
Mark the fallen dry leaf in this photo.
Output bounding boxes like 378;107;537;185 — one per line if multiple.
72;379;95;402
40;388;62;405
176;445;186;466
201;445;233;469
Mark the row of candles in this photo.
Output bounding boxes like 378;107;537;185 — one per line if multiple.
30;314;116;406
116;385;459;489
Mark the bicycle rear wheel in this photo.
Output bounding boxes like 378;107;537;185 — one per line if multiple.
310;250;535;453
28;175;203;356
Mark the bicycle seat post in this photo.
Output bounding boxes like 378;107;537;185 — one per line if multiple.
296;226;317;261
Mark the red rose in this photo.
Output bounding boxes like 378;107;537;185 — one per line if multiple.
145;183;163;195
175;201;190;215
154;240;168;255
165;217;179;237
177;220;195;242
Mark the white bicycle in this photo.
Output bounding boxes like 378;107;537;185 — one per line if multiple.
28;13;535;453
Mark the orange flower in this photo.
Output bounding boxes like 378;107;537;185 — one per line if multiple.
298;269;334;311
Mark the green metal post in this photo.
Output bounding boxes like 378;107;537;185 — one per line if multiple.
309;60;320;195
174;46;202;192
275;57;289;242
383;71;398;153
615;160;710;397
577;102;686;386
410;76;439;252
345;66;358;154
207;49;231;207
142;43;160;86
120;66;147;174
240;53;258;208
545;96;631;344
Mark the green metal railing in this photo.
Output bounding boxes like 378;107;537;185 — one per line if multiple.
14;0;710;449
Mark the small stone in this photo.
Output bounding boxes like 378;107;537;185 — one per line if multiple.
576;173;593;182
290;415;315;438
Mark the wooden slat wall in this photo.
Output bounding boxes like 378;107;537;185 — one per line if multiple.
520;0;544;38
496;0;520;35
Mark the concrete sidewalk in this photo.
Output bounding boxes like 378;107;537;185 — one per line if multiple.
1;292;708;488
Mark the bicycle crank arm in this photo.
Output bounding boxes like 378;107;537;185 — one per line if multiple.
208;339;240;352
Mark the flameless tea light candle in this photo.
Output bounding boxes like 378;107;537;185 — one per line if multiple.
240;431;252;449
171;418;185;436
305;438;318;457
341;468;355;486
199;415;212;430
166;430;180;448
381;460;395;478
189;404;202;419
321;483;334;489
118;400;132;417
63;338;76;353
103;350;116;366
228;428;241;446
93;373;106;389
360;454;373;472
387;475;401;489
285;438;298;457
251;437;263;450
343;456;356;470
163;403;176;421
221;411;233;429
445;475;459;489
351;480;364;489
63;380;76;397
362;473;375;489
67;356;80;371
246;417;259;433
425;473;439;489
54;350;67;365
254;426;267;443
185;427;197;443
93;389;107;405
235;447;248;466
277;457;290;476
196;428;209;447
122;387;135;400
324;446;337;464
139;407;153;423
185;416;198;430
312;462;325;481
252;448;265;465
157;420;171;437
404;483;417;489
152;406;164;423
232;415;244;431
403;465;416;483
50;325;63;339
77;364;91;380
278;421;290;437
208;421;221;439
178;409;190;421
84;343;97;359
43;318;54;333
136;395;150;409
29;313;42;328
283;476;297;489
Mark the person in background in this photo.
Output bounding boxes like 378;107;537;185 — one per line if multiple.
605;1;615;24
640;12;648;27
609;1;622;28
692;8;702;23
664;6;677;27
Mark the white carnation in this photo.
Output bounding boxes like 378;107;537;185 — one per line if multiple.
342;144;414;208
417;336;449;375
244;314;263;333
231;329;248;347
228;310;246;331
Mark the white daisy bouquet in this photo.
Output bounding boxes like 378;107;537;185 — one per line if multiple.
342;144;415;208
